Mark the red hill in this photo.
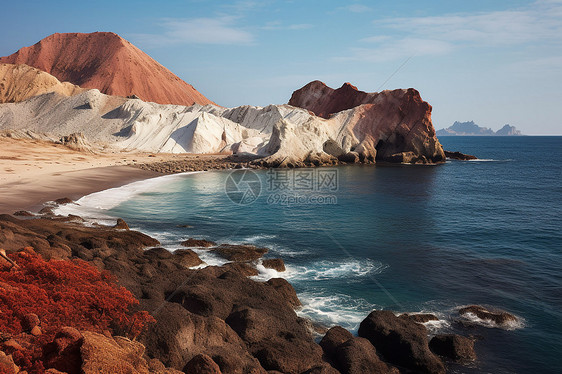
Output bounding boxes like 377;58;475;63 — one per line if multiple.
0;32;215;106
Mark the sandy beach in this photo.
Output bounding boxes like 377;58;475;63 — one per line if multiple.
0;137;247;214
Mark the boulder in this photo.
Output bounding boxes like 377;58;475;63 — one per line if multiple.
444;150;477;160
400;313;439;324
429;334;476;361
222;262;259;277
262;258;286;272
173;248;203;268
458;305;518;326
183;354;222;374
0;351;18;374
13;210;34;217
54;197;75;205
335;337;399;374
181;238;217;248
80;331;149;374
43;327;84;374
113;218;130;230
358;310;445;374
319;326;353;359
21;313;40;331
212;244;268;262
265;278;301;307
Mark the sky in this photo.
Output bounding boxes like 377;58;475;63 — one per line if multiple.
1;0;561;134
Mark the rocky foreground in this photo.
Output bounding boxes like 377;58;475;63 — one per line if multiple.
0;206;518;374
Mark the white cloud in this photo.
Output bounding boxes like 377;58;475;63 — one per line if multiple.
131;17;255;46
341;1;562;61
345;4;372;13
262;22;313;31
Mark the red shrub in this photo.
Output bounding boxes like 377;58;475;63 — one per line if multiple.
0;247;155;373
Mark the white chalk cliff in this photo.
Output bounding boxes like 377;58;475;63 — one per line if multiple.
0;85;444;165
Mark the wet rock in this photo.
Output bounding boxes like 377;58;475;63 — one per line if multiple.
173;248;203;268
262;258;285;272
181;238;216;248
212;244;268;262
222;262;259;277
400;313;439;324
54;197;75;205
265;278;301;307
358;310;445;374
429;334;476;361
444;150;477;160
113;218;130;230
458;305;518;326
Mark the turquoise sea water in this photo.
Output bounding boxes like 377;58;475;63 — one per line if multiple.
62;136;562;373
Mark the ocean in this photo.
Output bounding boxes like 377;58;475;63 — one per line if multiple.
56;136;562;373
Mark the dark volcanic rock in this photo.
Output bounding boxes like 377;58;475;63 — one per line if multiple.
444;150;477;160
458;305;518;326
262;258;286;272
172;248;203;268
319;326;353;359
400;313;439;324
181;238;217;248
222;262;259;277
265;278;301;307
358;310;445;374
335;337;399;374
113;218;130;230
212;244;268;262
13;210;34;217
54;197;75;205
183;353;222;374
429;334;476;361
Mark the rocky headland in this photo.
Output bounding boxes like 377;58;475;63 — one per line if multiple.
0;206;520;374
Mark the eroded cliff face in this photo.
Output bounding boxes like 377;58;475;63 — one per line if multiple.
0;63;84;103
286;81;445;164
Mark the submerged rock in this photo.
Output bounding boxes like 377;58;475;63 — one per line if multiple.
458;305;518;327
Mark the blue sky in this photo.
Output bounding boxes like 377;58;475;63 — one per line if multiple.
1;0;561;134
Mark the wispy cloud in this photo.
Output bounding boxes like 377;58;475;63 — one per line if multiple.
344;4;372;13
261;21;313;31
340;1;562;62
131;17;255;46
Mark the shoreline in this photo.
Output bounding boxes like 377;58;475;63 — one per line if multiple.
0;165;162;214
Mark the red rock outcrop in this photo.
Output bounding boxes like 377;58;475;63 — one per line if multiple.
0;32;215;106
287;81;445;164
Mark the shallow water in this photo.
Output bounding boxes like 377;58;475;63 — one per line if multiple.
57;136;562;373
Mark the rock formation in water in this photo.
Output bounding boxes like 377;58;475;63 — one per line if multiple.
437;121;523;136
0;32;214;106
0;63;84;103
287;81;445;164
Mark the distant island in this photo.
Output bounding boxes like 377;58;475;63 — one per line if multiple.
437;121;523;136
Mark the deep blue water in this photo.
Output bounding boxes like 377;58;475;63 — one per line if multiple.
66;136;562;373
